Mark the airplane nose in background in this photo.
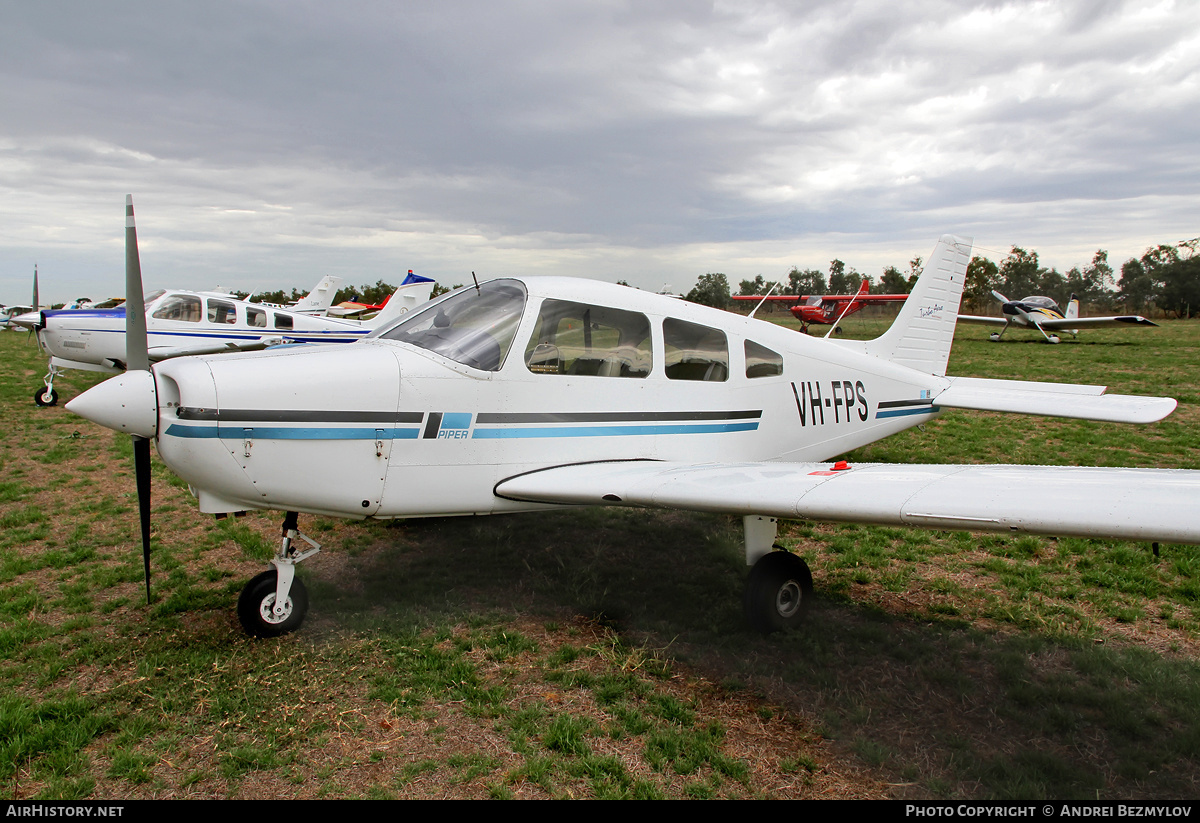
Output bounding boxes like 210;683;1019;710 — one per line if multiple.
66;371;158;439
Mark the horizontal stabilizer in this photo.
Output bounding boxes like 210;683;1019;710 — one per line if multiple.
935;376;1175;423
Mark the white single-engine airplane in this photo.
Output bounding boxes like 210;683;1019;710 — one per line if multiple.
958;290;1157;343
67;197;1200;639
23;271;433;406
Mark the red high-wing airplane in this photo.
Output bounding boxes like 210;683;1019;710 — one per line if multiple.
732;280;908;333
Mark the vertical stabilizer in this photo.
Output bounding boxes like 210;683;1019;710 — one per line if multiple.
292;275;345;314
1066;294;1079;321
862;235;972;376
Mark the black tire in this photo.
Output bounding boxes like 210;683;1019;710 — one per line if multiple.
237;570;308;638
34;387;58;407
744;551;813;634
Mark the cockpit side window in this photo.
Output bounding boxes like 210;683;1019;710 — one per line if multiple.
664;318;728;382
380;280;527;371
745;340;783;378
524;299;651;377
150;295;201;322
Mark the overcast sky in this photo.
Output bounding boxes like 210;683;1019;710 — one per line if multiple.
2;0;1197;303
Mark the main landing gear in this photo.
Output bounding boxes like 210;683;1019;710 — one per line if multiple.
236;511;322;638
741;516;814;634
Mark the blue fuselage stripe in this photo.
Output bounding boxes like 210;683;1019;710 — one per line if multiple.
875;405;938;419
165;425;420;440
472;422;760;438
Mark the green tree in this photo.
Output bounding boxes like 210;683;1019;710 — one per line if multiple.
1118;258;1154;314
999;247;1044;299
787;267;826;295
878;266;909;294
738;275;767;296
963;256;1000;312
685;273;732;309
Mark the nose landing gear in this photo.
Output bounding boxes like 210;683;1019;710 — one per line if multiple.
237;511;322;638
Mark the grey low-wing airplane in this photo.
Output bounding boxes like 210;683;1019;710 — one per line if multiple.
67;197;1200;638
958;290;1158;343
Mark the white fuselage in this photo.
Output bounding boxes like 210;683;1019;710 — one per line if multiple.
37;291;374;373
149;277;946;519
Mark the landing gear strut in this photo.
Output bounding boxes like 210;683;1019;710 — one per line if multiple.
740;515;814;633
237;511;322;638
34;364;63;406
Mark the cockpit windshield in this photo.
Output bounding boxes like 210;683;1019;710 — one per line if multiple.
1020;296;1060;311
377;280;527;371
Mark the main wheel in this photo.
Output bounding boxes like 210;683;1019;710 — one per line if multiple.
744;551;813;634
34;387;58;407
237;570;308;638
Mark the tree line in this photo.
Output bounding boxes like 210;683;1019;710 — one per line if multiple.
687;237;1200;317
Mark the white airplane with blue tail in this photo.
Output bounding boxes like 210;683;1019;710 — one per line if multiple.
67;197;1200;638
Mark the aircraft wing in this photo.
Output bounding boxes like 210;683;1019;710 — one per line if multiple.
1031;315;1158;330
956;314;1008;326
147;336;286;362
495;460;1200;545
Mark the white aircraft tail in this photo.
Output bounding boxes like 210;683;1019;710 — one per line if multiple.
1066;293;1079;320
861;234;972;376
364;271;436;329
291;275;344;315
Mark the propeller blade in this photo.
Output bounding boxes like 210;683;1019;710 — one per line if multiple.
125;196;149;372
991;290;1010;304
134;437;152;603
126;195;153;602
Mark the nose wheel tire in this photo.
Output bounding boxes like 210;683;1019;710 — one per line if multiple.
744;551;813;634
34;387;59;407
237;570;308;638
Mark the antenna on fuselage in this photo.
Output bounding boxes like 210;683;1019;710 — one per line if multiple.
471;271;480;294
747;281;780;319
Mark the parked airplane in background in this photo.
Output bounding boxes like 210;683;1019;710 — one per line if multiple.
261;275;344;316
733;282;908;333
66;198;1200;640
24;272;433;406
326;271;436;318
958;291;1158;343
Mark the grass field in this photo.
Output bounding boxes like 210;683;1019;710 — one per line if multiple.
2;317;1200;799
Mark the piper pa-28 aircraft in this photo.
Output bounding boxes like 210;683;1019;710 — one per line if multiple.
25;271;434;406
67;197;1200;639
958;290;1158;343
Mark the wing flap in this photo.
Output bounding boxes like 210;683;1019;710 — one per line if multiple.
495;461;1200;544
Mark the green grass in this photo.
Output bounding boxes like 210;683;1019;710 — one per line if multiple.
2;320;1200;798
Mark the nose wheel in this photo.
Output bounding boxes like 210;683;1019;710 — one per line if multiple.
744;550;813;633
238;570;309;638
34;386;59;407
235;511;322;638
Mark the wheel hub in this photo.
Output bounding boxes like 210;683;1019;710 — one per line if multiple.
775;580;802;618
258;593;293;625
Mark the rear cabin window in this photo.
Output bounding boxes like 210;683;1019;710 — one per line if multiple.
745;340;783;378
151;295;201;322
664;318;728;382
274;313;294;331
207;299;237;324
525;300;651;377
247;307;267;328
